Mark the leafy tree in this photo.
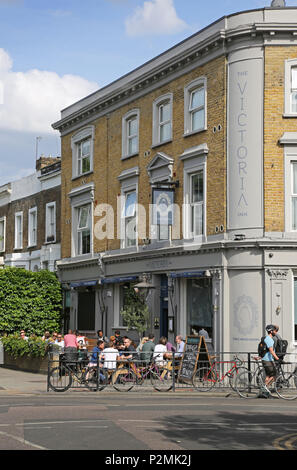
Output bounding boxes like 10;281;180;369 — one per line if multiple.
120;285;150;340
0;267;62;336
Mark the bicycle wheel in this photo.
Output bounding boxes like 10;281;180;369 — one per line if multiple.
48;366;72;392
150;366;172;392
192;367;216;391
255;367;266;388
275;372;297;400
83;366;108;391
112;368;137;392
235;370;259;398
228;367;249;391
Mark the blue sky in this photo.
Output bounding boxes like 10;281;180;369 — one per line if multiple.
0;0;295;185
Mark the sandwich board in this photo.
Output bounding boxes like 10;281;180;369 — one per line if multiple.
178;335;212;382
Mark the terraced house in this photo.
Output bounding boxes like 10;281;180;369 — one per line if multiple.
0;156;61;273
53;1;297;354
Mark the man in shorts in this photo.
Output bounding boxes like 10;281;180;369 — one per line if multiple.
261;324;279;395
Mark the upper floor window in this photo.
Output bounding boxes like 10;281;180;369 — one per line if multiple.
189;171;204;237
284;59;297;116
0;216;5;252
122;110;139;159
291;67;297;114
184;77;207;135
181;143;208;240
28;207;37;247
77;204;91;255
71;126;94;178
152;94;173;146
291;162;297;231
14;211;23;249
46;202;56;243
122;190;137;248
78;139;91;175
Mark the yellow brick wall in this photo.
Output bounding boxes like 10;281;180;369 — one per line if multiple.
60;55;226;258
264;47;297;233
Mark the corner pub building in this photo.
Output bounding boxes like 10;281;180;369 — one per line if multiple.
53;1;297;355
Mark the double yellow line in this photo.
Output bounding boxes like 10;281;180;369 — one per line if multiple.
274;433;297;450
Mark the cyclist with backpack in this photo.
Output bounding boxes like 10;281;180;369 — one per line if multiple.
273;325;288;362
259;324;280;396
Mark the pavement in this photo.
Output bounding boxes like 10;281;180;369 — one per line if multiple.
0;367;48;395
0;366;232;397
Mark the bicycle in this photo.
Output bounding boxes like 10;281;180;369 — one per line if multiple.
192;355;248;391
48;360;108;392
111;359;173;392
235;358;297;400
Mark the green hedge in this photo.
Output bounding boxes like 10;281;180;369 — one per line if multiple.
1;334;48;358
0;267;62;336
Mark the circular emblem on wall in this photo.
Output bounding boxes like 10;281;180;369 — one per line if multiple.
233;295;258;335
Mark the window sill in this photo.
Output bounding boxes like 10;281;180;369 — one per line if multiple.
151;139;172;149
283;114;297;118
121;152;139;161
183;128;207;138
72;170;93;181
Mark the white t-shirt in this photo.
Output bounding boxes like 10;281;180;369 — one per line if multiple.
153;344;167;363
77;336;87;349
103;348;119;369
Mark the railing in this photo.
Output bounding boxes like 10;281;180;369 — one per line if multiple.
47;350;297;392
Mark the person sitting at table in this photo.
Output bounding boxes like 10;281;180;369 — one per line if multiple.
153;337;168;366
102;341;119;370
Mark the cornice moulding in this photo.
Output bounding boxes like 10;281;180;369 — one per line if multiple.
52;9;297;135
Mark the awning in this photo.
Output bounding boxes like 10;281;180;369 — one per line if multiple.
100;275;139;285
169;271;206;278
70;280;98;288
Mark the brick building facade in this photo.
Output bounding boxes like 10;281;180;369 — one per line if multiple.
53;4;297;353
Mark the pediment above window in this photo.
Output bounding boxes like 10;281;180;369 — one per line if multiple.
147;152;174;184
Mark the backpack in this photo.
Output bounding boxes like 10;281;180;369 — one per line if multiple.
258;336;268;358
275;338;288;359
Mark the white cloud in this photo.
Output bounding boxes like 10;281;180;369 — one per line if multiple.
125;0;188;37
0;48;99;134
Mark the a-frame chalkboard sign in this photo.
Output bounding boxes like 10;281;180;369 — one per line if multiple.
178;335;212;382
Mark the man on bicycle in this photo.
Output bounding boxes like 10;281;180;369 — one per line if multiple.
261;324;280;396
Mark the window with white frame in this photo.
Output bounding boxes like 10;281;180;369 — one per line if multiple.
0;216;5;252
189;171;204;236
184;77;207;135
78;139;91;175
181;145;208;240
14;211;23;249
28;207;37;247
291;162;297;231
46;202;56;242
152;94;172;146
283;150;297;233
122;190;137;248
284;59;297;116
294;277;297;342
291;67;297;114
122;110;139;159
71;126;94;178
77;204;91;255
